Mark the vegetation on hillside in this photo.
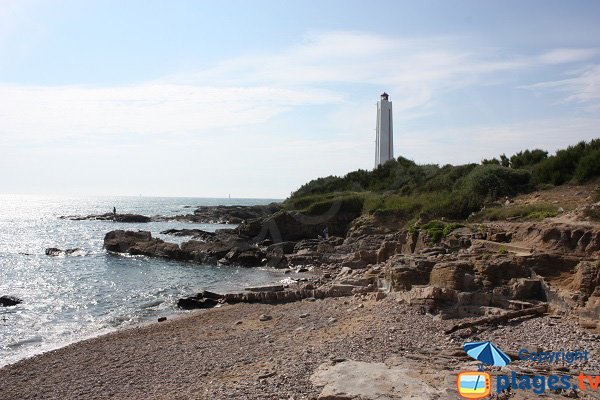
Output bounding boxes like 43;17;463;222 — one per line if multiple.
285;139;600;222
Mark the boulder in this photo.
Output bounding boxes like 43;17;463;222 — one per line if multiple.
113;214;151;223
509;278;545;301
0;295;22;307
376;240;402;263
104;230;187;260
104;230;152;253
220;246;265;267
475;257;530;285
383;258;435;291
177;296;219;310
429;261;475;291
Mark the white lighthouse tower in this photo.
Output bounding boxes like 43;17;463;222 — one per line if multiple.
375;92;393;167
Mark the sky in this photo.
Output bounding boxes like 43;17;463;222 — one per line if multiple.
1;0;600;198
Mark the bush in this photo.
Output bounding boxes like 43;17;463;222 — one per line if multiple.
510;149;548;169
416;220;464;243
460;165;531;199
574;149;600;183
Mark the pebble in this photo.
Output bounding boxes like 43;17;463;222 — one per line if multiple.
259;314;272;321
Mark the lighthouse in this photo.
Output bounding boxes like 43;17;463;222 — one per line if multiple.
375;92;393;167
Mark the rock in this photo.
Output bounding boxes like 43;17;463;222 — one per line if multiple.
238;207;362;242
510;278;544;300
200;290;224;300
311;360;443;399
340;259;367;270
430;261;475;291
180;231;255;265
245;285;284;292
294;239;321;253
157;317;167;322
490;232;508;242
113;214;151;223
266;241;297;255
45;248;62;256
177;296;219;310
103;230;152;253
45;248;84;256
299;313;309;318
396;286;457;307
0;295;22;307
259;314;272;321
382;257;435;291
193;203;280;224
61;213;150;222
160;229;216;240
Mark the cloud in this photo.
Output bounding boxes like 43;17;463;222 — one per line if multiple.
0;83;342;144
3;31;596;146
2;30;599;197
539;48;598;64
523;64;600;105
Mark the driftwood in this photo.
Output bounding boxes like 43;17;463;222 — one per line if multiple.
445;304;548;334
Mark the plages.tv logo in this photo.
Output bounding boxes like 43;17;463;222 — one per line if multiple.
457;341;511;399
457;371;491;399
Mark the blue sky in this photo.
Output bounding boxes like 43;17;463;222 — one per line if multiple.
1;0;599;197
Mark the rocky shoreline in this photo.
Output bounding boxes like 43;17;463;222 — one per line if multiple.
102;199;600;332
3;188;599;399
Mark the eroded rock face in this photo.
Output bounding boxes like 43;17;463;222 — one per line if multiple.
486;221;600;255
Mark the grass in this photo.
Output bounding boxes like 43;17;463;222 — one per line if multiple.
469;203;559;222
412;220;464;243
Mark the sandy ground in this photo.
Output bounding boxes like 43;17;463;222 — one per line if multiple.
1;294;598;400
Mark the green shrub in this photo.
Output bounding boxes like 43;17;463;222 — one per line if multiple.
415;220;464;243
574;149;600;183
460;165;531;199
304;194;365;216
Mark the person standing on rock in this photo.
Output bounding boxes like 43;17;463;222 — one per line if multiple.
323;226;329;239
113;207;117;216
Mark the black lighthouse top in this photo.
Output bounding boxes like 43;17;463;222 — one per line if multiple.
380;92;389;101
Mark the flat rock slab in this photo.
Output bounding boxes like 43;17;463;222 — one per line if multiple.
311;360;444;399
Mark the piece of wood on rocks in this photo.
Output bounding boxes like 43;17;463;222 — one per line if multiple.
444;304;548;334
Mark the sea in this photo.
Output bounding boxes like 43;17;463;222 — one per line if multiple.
0;195;290;367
